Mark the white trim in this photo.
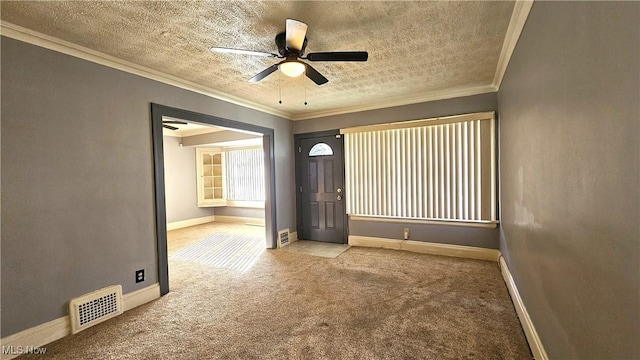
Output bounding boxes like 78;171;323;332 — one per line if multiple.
289;231;298;243
499;257;548;360
1;3;528;123
0;21;290;120
0;283;161;360
122;283;161;312
492;0;534;88
0;317;69;360
0;19;520;122
214;215;265;226
348;216;498;229
349;236;500;261
166;215;215;231
291;85;497;121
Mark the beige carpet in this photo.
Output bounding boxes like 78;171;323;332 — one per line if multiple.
17;229;531;359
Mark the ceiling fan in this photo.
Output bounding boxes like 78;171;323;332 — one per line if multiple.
162;120;187;131
210;19;368;85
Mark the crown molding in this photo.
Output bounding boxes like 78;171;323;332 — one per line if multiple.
2;1;529;124
290;84;498;121
0;21;293;120
492;0;534;89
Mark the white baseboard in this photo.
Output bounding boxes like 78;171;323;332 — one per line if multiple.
214;215;265;226
290;231;298;243
0;283;161;360
499;257;548;360
166;215;215;231
122;283;161;312
0;317;69;360
348;236;501;261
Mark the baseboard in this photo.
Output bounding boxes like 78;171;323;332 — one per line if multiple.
166;215;215;231
0;317;69;360
348;236;500;261
0;283;161;360
122;283;161;312
214;215;265;226
499;257;548;360
290;231;298;243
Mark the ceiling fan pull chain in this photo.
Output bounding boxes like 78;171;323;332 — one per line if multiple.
304;68;308;106
278;75;282;104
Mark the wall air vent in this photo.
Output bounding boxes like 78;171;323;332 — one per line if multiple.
69;285;123;334
277;228;290;247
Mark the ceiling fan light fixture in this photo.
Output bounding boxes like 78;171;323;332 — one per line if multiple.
279;60;306;77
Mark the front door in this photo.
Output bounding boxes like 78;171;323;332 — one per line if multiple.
299;134;345;243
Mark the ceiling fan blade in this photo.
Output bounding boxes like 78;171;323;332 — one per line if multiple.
163;121;187;125
304;63;328;85
163;124;179;131
285;19;308;51
249;64;279;83
210;47;277;58
306;51;369;62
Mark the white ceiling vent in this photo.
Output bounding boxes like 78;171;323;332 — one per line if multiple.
69;285;123;334
277;228;290;248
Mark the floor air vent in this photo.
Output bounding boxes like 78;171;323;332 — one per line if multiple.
69;285;123;334
278;228;290;247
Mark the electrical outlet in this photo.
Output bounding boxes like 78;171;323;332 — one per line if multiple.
135;269;145;283
403;228;410;240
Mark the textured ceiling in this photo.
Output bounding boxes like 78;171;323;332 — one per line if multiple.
1;1;515;119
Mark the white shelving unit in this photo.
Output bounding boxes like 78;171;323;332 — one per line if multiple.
196;147;226;207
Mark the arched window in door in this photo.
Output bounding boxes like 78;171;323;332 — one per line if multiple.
308;143;334;157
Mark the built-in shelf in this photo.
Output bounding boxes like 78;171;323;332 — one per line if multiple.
196;148;226;207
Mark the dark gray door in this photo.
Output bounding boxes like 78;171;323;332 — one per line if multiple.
300;135;345;243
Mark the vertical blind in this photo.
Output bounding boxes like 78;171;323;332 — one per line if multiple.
343;113;496;222
225;147;265;201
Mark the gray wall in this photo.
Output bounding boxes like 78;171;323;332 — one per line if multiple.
293;92;498;134
296;93;500;248
180;130;258;147
215;206;265;219
162;136;215;223
350;220;498;249
1;37;294;337
498;2;639;359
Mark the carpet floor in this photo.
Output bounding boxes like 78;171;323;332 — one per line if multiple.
17;231;531;359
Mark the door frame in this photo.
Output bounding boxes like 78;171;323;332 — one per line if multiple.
294;129;348;244
151;103;277;296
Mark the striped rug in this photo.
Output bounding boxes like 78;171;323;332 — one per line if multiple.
171;233;265;272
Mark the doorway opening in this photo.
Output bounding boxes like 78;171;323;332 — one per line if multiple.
151;104;276;296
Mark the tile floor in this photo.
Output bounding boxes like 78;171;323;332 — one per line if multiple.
278;240;350;258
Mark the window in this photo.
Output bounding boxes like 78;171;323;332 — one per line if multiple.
225;147;265;202
342;112;496;223
309;143;334;156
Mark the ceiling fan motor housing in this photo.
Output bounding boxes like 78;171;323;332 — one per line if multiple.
275;32;307;57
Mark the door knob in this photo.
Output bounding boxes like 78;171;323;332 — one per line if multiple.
336;188;342;193
337;195;342;201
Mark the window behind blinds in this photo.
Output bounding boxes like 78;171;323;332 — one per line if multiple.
342;112;496;222
225;147;265;201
